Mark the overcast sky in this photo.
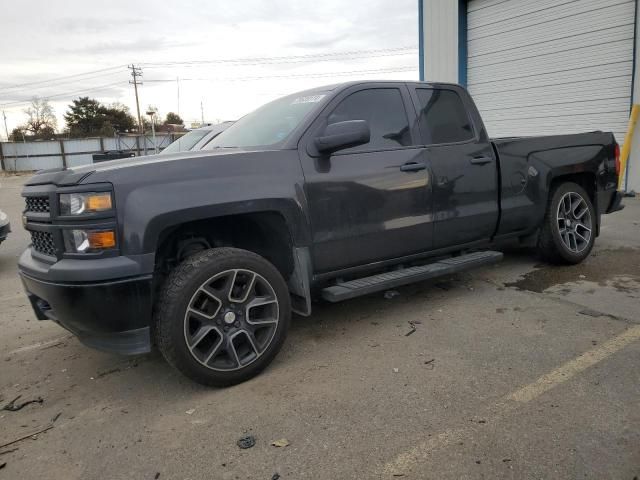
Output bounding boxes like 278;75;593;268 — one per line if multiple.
0;0;418;137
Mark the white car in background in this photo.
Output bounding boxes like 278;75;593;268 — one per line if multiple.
161;121;234;154
0;209;10;245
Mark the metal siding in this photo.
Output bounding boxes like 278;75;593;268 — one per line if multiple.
467;0;636;142
63;138;101;154
626;0;639;191
423;0;459;82
6;156;61;171
101;138;117;151
66;154;95;168
0;134;172;172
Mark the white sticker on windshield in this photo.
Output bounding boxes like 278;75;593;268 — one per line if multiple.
291;94;326;104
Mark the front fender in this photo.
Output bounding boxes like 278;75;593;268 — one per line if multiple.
138;196;310;253
90;150;312;255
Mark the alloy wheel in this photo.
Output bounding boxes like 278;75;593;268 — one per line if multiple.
556;192;592;253
183;269;279;371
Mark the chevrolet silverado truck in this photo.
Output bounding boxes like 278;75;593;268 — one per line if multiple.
18;81;624;386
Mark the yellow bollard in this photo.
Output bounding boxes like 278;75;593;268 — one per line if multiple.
619;104;640;190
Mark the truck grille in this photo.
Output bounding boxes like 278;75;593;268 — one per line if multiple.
25;196;50;213
30;231;56;257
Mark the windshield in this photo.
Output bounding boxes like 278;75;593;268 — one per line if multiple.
205;92;327;149
162;129;210;154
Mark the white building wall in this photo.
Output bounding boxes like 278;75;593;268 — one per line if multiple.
626;15;640;192
420;0;639;193
466;0;634;143
422;0;459;83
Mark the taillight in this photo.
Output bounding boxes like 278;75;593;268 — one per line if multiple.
614;143;621;178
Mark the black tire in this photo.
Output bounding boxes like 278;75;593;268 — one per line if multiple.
537;182;596;264
154;247;291;387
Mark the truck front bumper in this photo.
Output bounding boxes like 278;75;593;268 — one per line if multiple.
18;250;154;355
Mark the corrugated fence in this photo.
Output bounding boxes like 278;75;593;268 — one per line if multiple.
0;134;178;171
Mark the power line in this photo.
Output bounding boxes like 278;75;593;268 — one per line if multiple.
144;51;417;70
0;46;417;97
0;80;126;108
142;46;418;68
0;65;126;93
0;63;417;110
0;69;128;99
146;65;416;83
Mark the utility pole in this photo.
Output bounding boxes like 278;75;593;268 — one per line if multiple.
200;100;205;126
2;111;9;142
176;77;180;117
128;65;144;134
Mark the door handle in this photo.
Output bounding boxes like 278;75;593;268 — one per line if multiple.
400;162;426;172
470;156;492;165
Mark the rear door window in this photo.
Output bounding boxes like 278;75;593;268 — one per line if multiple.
327;88;412;152
415;88;474;144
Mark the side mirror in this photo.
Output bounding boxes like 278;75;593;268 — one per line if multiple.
315;120;370;154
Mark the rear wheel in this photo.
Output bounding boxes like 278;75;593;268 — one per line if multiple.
537;182;596;264
154;247;291;387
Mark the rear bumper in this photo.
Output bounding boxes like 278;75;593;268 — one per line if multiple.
19;250;154;355
605;190;625;213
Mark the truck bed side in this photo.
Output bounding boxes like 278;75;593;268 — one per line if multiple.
492;132;618;238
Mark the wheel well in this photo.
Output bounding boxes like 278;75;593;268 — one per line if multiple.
550;172;596;206
154;211;295;281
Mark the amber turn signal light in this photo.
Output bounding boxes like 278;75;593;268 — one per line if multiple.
87;230;116;249
86;193;113;211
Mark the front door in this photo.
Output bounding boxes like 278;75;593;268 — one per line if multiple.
299;85;434;273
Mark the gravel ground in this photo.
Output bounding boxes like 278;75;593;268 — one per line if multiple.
0;173;638;480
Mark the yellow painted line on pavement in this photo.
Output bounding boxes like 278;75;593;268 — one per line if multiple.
383;325;640;477
508;324;640;403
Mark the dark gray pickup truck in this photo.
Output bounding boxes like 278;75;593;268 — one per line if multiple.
19;81;624;386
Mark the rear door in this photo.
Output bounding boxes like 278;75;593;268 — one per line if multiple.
409;86;499;248
299;84;434;273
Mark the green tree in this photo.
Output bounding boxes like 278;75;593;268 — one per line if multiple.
64;97;104;137
165;112;183;125
64;98;136;137
9;127;26;141
102;103;136;134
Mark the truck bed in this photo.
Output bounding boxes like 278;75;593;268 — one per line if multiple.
491;131;618;237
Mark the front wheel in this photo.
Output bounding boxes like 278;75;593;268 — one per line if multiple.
537;182;596;264
154;247;291;387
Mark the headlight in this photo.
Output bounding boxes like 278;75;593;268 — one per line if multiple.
59;192;113;215
63;229;116;253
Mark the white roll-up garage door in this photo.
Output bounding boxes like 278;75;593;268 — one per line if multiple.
466;0;636;142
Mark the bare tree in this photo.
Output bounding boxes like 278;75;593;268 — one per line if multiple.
24;97;57;138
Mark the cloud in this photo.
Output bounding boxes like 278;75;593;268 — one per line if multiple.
52;17;144;34
290;33;350;50
0;0;418;135
58;37;194;56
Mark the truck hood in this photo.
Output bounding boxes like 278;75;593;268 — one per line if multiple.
24;148;272;186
